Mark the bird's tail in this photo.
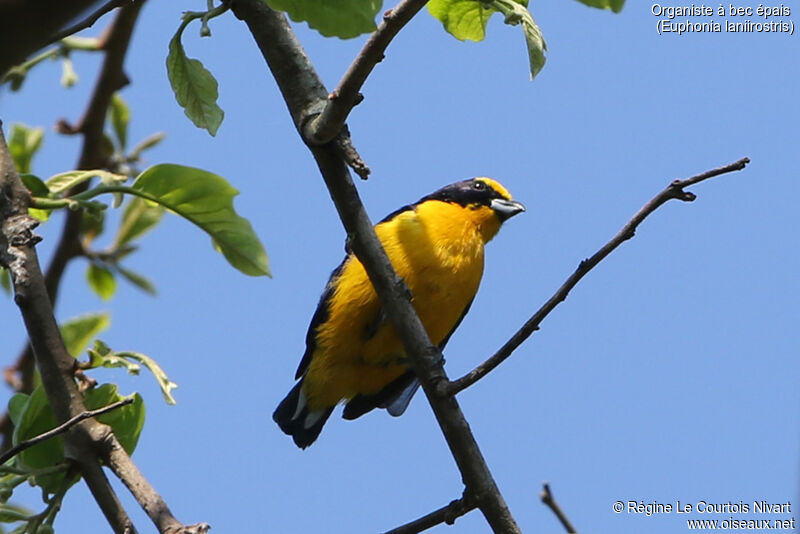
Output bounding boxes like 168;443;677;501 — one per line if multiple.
273;380;333;449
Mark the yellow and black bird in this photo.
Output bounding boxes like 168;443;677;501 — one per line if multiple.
274;177;525;448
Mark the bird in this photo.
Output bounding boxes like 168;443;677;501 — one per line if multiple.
273;177;525;448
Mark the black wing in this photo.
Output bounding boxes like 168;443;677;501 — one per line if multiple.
294;258;347;379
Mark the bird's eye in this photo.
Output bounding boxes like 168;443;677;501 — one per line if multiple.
473;181;485;191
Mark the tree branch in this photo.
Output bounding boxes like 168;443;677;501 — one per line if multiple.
1;0;142;452
382;495;477;534
304;0;430;145
46;0;133;46
1;4;208;532
0;121;136;533
0;398;133;466
233;2;520;532
0;0;105;76
447;157;751;395
540;483;577;533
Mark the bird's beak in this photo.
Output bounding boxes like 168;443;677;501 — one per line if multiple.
490;198;526;221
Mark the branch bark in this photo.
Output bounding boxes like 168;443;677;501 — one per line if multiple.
0;0;113;76
446;157;751;395
382;495;477;534
46;0;133;46
232;2;521;532
304;0;429;145
540;483;577;533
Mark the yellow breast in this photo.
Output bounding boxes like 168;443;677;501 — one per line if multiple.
304;201;495;409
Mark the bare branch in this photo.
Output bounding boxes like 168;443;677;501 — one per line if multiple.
233;2;521;532
305;0;430;145
540;483;577;533
0;398;133;466
382;495;477;534
447;157;751;395
99;434;210;534
47;0;134;46
0;0;106;76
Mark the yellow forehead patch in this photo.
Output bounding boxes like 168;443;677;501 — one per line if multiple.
475;177;513;200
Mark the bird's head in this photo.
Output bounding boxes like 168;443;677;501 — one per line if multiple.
419;177;525;242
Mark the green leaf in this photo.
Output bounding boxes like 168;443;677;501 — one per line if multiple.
59;312;111;358
83;385;145;455
114;198;164;248
0;268;9;296
7;394;29;427
428;0;547;79
428;0;494;41
491;0;546;79
7;124;44;174
19;174;49;197
116;266;156;295
266;0;381;39
167;32;224;136
116;351;178;405
11;387;65;493
574;0;624;12
86;264;116;301
132;164;270;276
11;384;144;494
109;94;130;150
0;504;31;523
26;209;50;222
21;174;52;222
46;170;125;196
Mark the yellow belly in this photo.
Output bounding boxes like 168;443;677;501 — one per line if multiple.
303;203;487;410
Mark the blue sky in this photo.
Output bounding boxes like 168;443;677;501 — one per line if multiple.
1;1;798;532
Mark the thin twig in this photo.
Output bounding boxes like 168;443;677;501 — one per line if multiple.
304;0;429;145
334;128;371;180
233;3;521;532
382;495;477;534
0;398;133;466
46;0;133;46
446;157;750;395
540;483;577;533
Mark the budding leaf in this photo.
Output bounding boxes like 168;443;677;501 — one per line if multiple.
109;93;130;150
7;124;44;174
46;169;124;195
87;264;117;301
